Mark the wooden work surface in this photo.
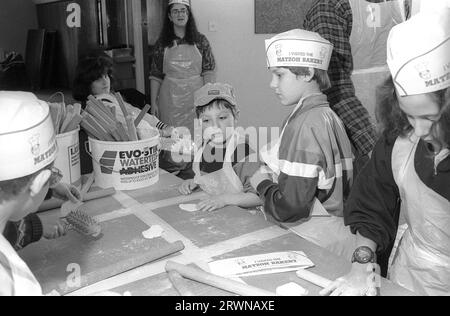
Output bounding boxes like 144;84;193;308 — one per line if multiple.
22;170;415;296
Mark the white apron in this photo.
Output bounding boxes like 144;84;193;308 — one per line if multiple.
0;236;42;296
259;96;356;260
390;135;450;296
159;43;204;135
193;131;244;196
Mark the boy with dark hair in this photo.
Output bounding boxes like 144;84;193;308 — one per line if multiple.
251;29;356;259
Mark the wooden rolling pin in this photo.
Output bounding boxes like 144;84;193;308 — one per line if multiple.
38;188;116;212
165;261;276;296
167;270;195;296
295;269;333;288
56;240;185;295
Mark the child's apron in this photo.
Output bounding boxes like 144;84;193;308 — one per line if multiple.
390;135;450;296
159;43;204;135
259;96;356;260
193;132;244;196
0;236;42;296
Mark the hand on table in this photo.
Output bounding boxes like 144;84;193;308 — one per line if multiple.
51;183;81;202
197;195;226;212
320;263;380;296
178;179;198;195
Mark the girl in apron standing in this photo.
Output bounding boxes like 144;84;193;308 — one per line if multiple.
149;0;216;137
323;9;450;296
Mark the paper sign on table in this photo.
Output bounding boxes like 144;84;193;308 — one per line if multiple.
208;251;314;277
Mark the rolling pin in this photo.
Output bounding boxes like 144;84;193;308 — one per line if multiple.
55;240;185;295
38;187;116;212
167;270;195;296
295;269;333;288
165;261;276;296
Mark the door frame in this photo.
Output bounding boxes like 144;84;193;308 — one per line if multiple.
131;0;149;98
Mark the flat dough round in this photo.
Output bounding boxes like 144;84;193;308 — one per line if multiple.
276;282;308;296
142;225;164;239
179;204;199;212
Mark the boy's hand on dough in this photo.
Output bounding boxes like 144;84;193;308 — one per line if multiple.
197;196;226;212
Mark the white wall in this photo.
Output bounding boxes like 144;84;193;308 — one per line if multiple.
191;0;380;131
191;0;292;129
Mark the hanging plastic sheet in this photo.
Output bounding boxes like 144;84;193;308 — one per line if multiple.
349;0;406;70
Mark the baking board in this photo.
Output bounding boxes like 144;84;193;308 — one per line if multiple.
153;201;272;248
19;214;178;295
124;172;183;204
82;186;124;217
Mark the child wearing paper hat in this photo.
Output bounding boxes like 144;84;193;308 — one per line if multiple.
251;29;356;260
324;9;450;296
178;83;263;213
0;91;60;296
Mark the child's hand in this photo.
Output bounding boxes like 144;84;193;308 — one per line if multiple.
197;196;227;212
150;104;159;117
160;126;174;138
51;183;81;202
41;216;67;240
178;179;198;195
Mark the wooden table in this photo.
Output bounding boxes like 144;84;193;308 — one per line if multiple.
24;170;415;296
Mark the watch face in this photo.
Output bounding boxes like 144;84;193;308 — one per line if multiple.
355;247;374;264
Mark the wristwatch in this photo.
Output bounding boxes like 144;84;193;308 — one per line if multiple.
351;246;376;264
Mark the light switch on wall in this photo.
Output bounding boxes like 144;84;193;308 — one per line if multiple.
208;21;218;32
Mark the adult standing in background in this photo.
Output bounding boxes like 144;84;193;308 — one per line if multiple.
149;0;216;136
304;0;378;170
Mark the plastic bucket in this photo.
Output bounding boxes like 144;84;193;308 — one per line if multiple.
54;128;82;188
88;131;160;191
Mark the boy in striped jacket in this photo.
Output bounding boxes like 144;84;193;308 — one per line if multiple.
251;29;356;259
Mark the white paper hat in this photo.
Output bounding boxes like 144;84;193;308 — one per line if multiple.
265;29;333;70
168;0;190;7
387;9;450;96
0;91;57;181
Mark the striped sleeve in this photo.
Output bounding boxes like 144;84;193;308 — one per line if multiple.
142;113;168;130
257;109;353;222
257;124;330;222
